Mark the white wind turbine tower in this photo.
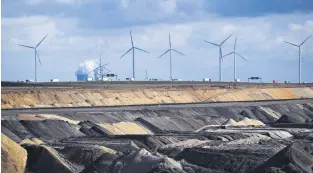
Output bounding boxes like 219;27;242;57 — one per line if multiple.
157;33;185;80
204;35;232;82
284;35;311;84
222;36;247;82
18;34;48;82
120;30;149;80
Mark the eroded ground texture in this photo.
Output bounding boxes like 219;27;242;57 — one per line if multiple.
2;100;313;173
2;86;313;108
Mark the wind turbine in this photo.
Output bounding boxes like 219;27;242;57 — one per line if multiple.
94;53;110;80
18;34;48;82
90;62;111;80
204;35;232;82
284;35;311;84
120;30;149;80
157;33;185;80
222;36;247;81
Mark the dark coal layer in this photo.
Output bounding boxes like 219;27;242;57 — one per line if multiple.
2;101;313;173
20;120;85;140
34;103;313;126
23;144;73;173
81;152;119;173
252;143;313;173
175;140;286;173
56;145;113;172
1;120;34;142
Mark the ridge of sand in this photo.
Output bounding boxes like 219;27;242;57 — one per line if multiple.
1;134;27;173
99;122;153;135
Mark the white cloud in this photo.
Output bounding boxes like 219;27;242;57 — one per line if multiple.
288;23;304;31
25;0;43;5
158;0;177;13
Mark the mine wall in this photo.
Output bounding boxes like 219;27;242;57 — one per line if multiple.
2;86;313;108
2;85;313;173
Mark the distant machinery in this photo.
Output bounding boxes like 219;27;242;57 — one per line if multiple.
204;35;232;82
222;36;247;82
157;33;185;80
120;30;149;80
284;35;312;84
18;34;48;82
76;74;88;81
248;77;262;83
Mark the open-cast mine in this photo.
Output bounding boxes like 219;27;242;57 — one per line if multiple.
2;83;313;173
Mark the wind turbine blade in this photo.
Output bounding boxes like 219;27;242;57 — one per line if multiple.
104;67;111;72
157;49;170;58
204;40;219;46
134;47;149;53
120;48;133;59
220;35;232;45
18;44;35;49
172;49;185;56
235;52;247;61
300;35;312;46
284;41;298;47
36;50;42;65
130;30;134;47
234;36;237;51
169;33;172;48
36;34;48;48
103;63;110;66
222;52;234;58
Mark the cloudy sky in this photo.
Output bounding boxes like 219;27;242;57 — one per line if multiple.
2;0;313;82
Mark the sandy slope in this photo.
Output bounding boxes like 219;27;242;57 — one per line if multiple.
2;87;313;108
1;134;27;173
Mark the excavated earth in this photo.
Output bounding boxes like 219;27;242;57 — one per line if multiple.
2;86;313;108
2;99;313;173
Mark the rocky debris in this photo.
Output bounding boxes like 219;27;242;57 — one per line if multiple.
110;149;184;173
158;139;209;157
175;138;286;173
176;147;267;173
252;143;313;173
226;134;271;145
23;144;75;173
81;152;119;173
1;134;27;173
56;145;117;172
